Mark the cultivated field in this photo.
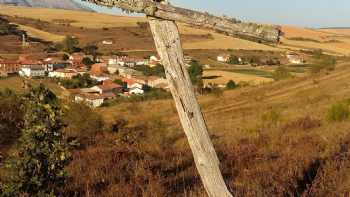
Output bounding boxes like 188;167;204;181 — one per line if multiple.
320;28;350;36
15;23;65;42
203;69;273;86
0;5;281;51
281;26;350;55
0;5;146;28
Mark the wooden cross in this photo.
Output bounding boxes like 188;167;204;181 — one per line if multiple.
83;0;280;196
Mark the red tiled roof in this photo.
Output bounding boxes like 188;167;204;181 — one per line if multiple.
90;63;107;76
0;59;19;64
122;78;136;86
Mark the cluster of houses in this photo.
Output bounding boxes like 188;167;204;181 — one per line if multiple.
0;53;169;108
0;54;82;78
65;54;168;108
217;52;304;65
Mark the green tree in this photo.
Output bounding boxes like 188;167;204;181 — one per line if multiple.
62;36;79;54
83;45;99;61
62;54;69;61
226;80;237;89
82;57;94;68
228;56;240;64
2;85;72;197
188;60;203;84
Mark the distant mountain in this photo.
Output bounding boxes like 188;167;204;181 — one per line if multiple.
0;0;92;11
319;27;350;30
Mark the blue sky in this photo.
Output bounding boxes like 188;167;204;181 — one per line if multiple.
75;0;349;28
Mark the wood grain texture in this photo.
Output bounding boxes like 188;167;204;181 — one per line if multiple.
83;0;280;43
148;17;233;197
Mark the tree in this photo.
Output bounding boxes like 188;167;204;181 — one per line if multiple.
228;56;240;64
62;36;79;54
83;45;99;61
82;57;94;68
62;54;69;61
2;85;72;196
0;89;23;152
226;80;237;89
187;60;203;84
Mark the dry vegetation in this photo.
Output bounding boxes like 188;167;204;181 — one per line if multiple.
1;5;350;197
281;26;350;56
47;61;350;196
202;70;273;86
0;5;281;51
15;23;65;43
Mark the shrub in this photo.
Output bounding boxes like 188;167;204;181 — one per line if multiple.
283;116;321;131
2;86;72;196
226;80;237;89
327;102;349;122
228;56;240;64
64;102;105;146
187;60;203;85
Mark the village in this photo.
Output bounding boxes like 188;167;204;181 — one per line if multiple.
0;44;307;108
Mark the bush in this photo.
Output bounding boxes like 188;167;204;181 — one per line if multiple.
226;80;237;89
59;73;99;89
64;102;105;146
327;102;349;122
2;86;72;196
228;56;240;64
283;116;321;131
134;64;165;78
187;60;203;85
82;57;94;68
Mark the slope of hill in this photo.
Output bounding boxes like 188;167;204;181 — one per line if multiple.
0;0;91;10
88;61;350;196
281;26;350;56
0;5;280;52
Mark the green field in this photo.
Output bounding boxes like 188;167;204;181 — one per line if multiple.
224;68;274;78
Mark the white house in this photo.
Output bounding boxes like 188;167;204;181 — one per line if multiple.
19;65;46;77
150;55;161;62
217;54;231;62
91;75;110;82
49;69;78;79
287;53;304;65
102;40;113;45
75;93;105;108
129;87;144;95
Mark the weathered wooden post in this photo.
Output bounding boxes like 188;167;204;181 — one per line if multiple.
83;0;280;196
148;16;233;197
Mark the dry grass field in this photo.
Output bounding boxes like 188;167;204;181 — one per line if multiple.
75;62;350;196
0;76;66;96
0;5;146;28
320;28;350;36
280;26;350;55
281;26;332;41
1;5;350;197
15;23;65;42
203;70;274;86
0;5;281;51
